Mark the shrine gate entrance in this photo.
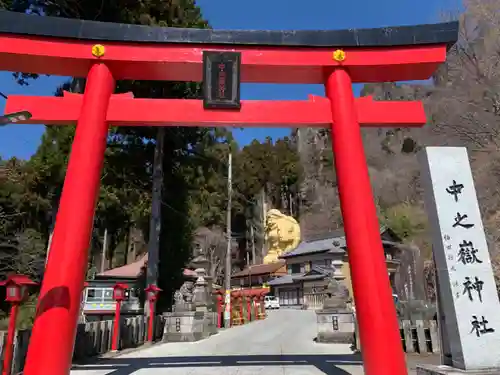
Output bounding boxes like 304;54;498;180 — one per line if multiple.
0;10;458;375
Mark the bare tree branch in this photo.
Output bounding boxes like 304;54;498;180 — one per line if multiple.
193;226;226;285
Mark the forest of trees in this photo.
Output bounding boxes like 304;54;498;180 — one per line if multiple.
0;0;301;316
1;0;500;319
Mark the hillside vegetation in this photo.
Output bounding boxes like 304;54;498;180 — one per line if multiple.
298;0;500;295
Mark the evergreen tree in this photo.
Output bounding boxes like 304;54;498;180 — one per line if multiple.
0;2;302;312
0;0;229;312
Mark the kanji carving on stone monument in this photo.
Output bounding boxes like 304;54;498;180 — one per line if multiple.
420;147;500;371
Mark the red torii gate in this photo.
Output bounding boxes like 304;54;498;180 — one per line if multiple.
0;11;458;375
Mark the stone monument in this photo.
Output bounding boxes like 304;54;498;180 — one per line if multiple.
315;277;355;344
418;147;500;375
163;245;217;342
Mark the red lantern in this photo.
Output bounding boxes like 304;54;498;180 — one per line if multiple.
144;284;162;342
0;274;37;303
0;275;37;375
111;282;129;351
6;284;20;302
144;284;162;302
112;283;128;302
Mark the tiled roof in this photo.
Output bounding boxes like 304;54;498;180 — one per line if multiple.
267;274;298;286
98;255;148;277
304;228;347;243
311;265;335;276
232;261;286;277
98;253;197;278
281;226;397;259
280;238;344;258
293;265;333;280
267;265;333;286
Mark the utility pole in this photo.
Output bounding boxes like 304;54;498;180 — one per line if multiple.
45;232;53;265
246;252;252;287
261;189;267;260
147;127;164;289
45;198;59;266
224;152;232;328
250;224;256;265
100;228;108;273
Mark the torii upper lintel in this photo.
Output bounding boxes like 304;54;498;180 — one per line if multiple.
0;10;457;83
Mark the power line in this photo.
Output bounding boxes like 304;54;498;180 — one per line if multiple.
157;133;259;209
103;144;258;216
104;163;239;230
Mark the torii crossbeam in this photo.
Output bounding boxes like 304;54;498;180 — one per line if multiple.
5;93;426;127
0;10;458;375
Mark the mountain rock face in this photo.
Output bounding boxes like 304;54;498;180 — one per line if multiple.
288;0;500;295
297;57;500;296
296;82;446;241
295;80;472;301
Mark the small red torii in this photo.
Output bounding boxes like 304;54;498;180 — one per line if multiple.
0;10;458;375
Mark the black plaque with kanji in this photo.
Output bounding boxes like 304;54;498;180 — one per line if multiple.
203;51;241;110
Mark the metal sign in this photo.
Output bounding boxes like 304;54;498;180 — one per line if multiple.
203;51;241;110
0;111;32;126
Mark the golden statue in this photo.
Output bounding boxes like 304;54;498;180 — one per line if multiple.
263;209;301;264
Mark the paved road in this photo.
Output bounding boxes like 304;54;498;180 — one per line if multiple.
71;309;364;375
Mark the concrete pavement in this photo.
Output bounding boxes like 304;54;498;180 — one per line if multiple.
71;309;364;375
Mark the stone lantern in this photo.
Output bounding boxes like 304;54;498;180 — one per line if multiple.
190;245;210;311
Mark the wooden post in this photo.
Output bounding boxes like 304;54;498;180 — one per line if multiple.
239;296;244;324
2;303;19;375
246;294;251;322
111;301;122;351
216;295;223;328
402;320;414;353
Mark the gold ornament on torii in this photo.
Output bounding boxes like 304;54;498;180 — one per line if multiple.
263;209;301;264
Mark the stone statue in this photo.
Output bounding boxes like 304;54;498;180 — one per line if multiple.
179;281;194;303
172;281;195;312
316;278;356;344
322;278;350;311
174;290;183;305
263;209;301;264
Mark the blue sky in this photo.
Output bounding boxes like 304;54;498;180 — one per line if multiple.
0;0;458;160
